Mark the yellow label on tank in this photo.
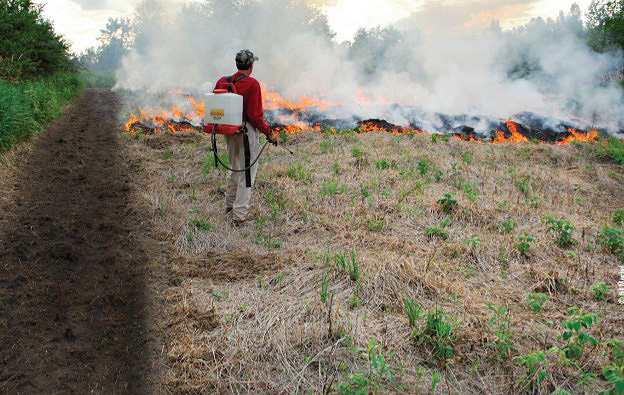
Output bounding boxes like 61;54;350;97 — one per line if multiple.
210;108;225;117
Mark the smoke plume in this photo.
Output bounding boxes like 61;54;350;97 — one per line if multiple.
117;0;624;132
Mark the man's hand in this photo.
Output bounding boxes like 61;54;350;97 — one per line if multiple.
266;133;278;146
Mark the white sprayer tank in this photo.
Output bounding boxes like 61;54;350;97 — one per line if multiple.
204;92;243;126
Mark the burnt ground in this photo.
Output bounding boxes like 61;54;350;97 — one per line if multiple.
0;89;163;393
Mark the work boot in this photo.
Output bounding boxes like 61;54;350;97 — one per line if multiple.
232;217;254;227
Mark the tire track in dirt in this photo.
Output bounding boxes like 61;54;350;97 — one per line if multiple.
0;89;159;393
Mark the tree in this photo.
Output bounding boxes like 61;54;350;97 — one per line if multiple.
348;27;403;77
586;0;624;51
0;0;70;79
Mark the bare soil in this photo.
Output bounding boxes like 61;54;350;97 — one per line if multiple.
0;89;163;393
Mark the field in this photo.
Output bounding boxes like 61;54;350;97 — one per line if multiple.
126;126;624;393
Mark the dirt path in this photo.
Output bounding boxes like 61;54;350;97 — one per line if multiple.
0;89;161;393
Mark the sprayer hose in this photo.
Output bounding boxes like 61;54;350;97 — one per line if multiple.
211;125;270;172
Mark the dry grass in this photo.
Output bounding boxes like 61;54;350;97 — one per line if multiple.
125;129;624;394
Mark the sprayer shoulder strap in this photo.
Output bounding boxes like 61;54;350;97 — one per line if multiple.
226;74;249;126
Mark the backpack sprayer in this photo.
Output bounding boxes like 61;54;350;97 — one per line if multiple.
202;75;292;187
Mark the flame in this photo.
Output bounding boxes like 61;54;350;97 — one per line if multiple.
123;91;602;146
555;128;599;145
262;84;331;112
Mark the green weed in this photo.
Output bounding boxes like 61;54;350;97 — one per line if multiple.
417;160;429;176
285;163;312;183
613;209;624;227
513;351;548;392
321;180;345;195
413;309;454;360
544;216;576;249
188;218;214;231
162;148;172;160
375;159;390;170
500;218;517;234
335;252;359;282
486;303;514;360
527;293;547;312
437;193;458;214
368;220;385;233
597;226;624;261
351;146;363;159
591;282;610;301
320;272;329;304
515;232;535;256
404;298;422;329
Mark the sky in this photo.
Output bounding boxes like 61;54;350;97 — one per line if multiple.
37;0;594;53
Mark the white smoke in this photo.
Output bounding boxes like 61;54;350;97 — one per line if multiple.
116;0;624;132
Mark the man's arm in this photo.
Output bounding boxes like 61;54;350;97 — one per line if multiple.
247;80;272;137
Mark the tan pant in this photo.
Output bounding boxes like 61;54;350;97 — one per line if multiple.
225;123;259;221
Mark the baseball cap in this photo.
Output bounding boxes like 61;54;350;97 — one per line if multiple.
235;49;259;69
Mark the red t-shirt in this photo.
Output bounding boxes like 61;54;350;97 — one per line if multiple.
214;72;271;136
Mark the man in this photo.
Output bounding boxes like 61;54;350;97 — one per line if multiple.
214;49;276;226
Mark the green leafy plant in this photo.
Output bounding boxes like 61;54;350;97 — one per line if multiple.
461;151;473;164
597;226;624;261
437;193;458;214
162;147;172;160
338;338;400;394
600;339;624;395
560;308;598;360
591;281;610;301
515;232;535;256
526;293;547;312
425;220;450;240
462;181;478;202
463;235;480;249
544;216;576;249
351;146;363;159
613;209;624;227
375;159;390;170
500;218;517;234
514;174;531;196
486;303;514;360
513;351;549;392
417;160;429;176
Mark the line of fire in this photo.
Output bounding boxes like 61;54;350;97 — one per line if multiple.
124;88;608;145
